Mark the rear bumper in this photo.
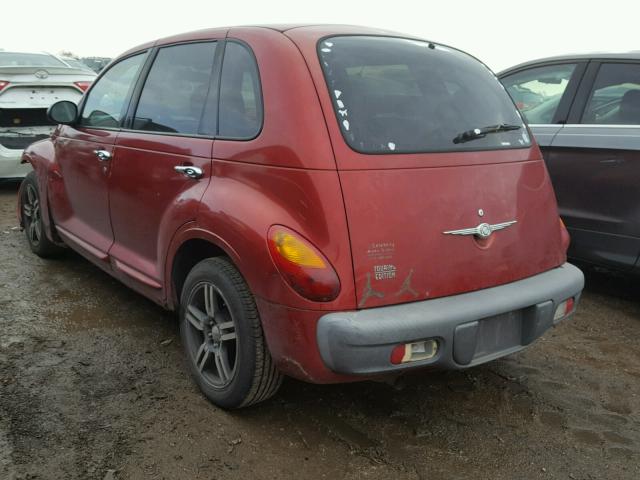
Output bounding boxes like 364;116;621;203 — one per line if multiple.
317;263;584;375
0;146;31;179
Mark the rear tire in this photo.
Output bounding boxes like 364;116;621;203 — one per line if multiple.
179;257;282;409
20;171;63;258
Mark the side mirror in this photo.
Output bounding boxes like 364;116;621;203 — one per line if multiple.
47;100;78;125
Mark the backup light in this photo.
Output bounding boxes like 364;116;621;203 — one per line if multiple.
553;297;575;322
391;339;439;365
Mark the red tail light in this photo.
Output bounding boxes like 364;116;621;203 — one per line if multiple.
74;81;92;92
0;80;9;92
267;226;340;302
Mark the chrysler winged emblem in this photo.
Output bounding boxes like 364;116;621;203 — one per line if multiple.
443;220;517;239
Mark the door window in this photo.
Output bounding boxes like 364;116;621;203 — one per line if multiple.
502;64;577;124
80;53;146;128
582;63;640;125
133;42;218;135
218;42;262;139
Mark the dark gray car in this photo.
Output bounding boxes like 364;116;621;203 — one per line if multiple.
499;54;640;273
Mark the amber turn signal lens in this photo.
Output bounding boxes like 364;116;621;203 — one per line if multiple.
268;226;340;302
271;231;326;268
559;216;570;253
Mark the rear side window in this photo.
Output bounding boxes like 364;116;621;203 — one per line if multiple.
318;36;529;154
218;42;262;139
582;63;640;125
501;64;577;124
80;53;146;128
133;42;217;135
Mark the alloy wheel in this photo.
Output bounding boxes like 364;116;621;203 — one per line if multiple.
23;184;42;246
184;282;238;388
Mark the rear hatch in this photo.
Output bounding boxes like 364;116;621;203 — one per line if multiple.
313;35;566;308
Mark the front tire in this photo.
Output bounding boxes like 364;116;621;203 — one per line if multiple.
179;257;282;409
21;171;63;258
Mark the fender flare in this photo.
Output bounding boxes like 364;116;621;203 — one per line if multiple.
163;223;244;310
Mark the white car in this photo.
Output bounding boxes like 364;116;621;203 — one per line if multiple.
0;51;96;179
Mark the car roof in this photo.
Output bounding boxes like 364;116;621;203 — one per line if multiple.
120;24;420;57
499;52;640;75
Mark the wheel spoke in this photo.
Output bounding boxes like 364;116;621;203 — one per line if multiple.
26;186;36;205
29;221;38;242
186;305;206;331
204;284;216;318
214;349;231;383
23;204;33;218
34;220;42;241
195;342;211;372
217;321;236;342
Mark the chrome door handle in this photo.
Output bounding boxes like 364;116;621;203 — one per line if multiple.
174;165;203;179
600;157;624;165
94;149;111;161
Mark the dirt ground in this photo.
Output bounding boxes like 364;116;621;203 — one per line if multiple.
0;181;638;480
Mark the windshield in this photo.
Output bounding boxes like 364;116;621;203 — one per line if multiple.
318;36;530;154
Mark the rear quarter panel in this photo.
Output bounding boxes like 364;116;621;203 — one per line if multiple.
196;159;356;312
195;28;355;311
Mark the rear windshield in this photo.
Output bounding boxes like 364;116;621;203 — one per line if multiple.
0;52;66;67
318;36;530;154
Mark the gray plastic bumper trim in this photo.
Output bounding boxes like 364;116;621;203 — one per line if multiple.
316;263;584;375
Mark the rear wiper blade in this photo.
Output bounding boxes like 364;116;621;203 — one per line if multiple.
452;123;522;144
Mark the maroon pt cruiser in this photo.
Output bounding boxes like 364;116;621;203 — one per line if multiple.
18;25;584;408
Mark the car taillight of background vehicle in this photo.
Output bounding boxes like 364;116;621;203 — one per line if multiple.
74;81;92;92
0;81;9;92
267;226;340;302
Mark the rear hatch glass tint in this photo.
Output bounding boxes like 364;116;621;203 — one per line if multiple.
318;36;530;154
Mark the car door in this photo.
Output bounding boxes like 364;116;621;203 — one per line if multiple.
48;53;147;261
548;61;640;270
107;41;220;292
